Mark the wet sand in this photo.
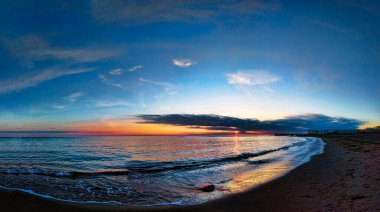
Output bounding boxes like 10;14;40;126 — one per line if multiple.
1;133;379;211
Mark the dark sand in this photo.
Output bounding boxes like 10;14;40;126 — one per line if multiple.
1;133;379;211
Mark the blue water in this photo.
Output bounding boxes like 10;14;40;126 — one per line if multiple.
0;136;324;206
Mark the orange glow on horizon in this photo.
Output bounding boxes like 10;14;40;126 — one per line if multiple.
0;118;273;136
61;118;269;136
67;119;236;136
359;122;380;130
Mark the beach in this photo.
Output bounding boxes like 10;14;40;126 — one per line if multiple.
1;133;379;211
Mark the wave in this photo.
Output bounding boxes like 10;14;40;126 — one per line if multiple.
0;141;307;177
0;169;72;177
0;169;130;177
124;140;306;173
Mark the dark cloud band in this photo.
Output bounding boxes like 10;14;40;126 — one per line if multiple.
137;114;364;133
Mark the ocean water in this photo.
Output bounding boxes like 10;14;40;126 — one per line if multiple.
0;136;324;206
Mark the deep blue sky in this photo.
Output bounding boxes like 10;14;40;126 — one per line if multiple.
0;0;379;134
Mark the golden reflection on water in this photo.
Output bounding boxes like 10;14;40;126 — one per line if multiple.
225;160;293;193
71;136;298;198
232;135;240;155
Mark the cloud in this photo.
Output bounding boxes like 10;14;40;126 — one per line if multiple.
108;66;142;75
109;68;123;75
172;58;197;68
99;74;122;88
227;70;280;86
91;100;134;108
139;78;178;95
4;35;117;67
312;20;351;34
92;0;278;24
128;65;143;72
31;48;116;63
0;67;94;94
137;113;364;133
51;103;66;110
64;92;85;103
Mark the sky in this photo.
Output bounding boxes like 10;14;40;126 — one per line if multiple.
0;0;379;135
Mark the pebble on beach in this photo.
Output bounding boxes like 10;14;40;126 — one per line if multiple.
200;185;216;192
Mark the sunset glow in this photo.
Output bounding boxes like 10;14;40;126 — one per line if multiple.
0;0;379;136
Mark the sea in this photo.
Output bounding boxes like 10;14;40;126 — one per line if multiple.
0;136;324;206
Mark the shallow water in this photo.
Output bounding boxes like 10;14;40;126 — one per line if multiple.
0;136;324;206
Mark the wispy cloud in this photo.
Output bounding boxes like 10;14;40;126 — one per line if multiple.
32;48;116;63
92;100;134;108
227;70;280;86
312;20;350;34
64;92;85;103
0;67;94;94
172;58;197;68
92;0;278;24
98;74;122;88
139;78;178;95
108;65;142;76
4;35;117;67
109;68;124;75
51;103;66;110
128;65;143;72
45;92;86;111
137;113;364;133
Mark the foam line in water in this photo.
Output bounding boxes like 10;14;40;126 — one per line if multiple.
125;141;307;173
0;185;188;207
0;185;122;205
0;169;133;177
0;169;71;177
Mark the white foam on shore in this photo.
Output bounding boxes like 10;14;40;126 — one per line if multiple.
0;185;188;207
0;185;122;205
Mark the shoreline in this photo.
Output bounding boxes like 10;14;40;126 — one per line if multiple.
1;133;379;211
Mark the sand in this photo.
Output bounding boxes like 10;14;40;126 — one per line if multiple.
0;133;379;211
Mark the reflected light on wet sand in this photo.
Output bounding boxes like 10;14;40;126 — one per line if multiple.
225;160;293;193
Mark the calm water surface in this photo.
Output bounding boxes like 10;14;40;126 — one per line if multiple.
0;136;324;206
